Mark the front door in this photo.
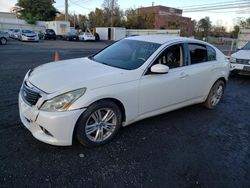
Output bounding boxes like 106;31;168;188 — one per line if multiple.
139;43;193;115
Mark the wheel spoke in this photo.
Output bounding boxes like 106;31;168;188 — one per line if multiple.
102;110;115;122
211;96;216;105
94;128;103;141
103;123;115;132
86;123;98;135
217;86;223;95
91;110;102;122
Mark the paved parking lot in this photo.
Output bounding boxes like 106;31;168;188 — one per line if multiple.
0;39;250;187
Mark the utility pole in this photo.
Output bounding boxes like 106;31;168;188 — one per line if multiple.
65;0;68;21
73;10;76;28
110;0;114;27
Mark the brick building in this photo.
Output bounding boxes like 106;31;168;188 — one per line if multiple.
138;5;194;36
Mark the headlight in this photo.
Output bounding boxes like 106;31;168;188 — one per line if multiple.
40;88;86;112
230;57;236;63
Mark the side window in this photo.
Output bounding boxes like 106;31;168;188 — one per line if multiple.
207;46;216;61
155;44;184;69
188;44;208;64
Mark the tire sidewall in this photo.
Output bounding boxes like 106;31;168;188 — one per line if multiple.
76;100;122;147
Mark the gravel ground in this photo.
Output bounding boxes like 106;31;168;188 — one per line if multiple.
0;39;250;188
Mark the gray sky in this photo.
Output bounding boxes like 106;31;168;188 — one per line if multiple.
1;0;250;30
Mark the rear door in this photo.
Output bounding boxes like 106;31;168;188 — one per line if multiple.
183;43;218;98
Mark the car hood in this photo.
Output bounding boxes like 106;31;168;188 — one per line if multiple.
23;33;36;37
231;50;250;59
28;57;137;93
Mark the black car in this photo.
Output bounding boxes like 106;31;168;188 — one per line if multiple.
44;29;56;40
63;32;79;41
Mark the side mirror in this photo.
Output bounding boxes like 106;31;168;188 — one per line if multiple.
150;64;169;74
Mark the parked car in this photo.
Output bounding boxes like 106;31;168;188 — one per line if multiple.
38;30;44;40
63;32;78;41
19;35;230;147
230;41;250;74
78;32;95;41
7;29;14;37
11;29;21;39
19;29;39;42
44;29;56;40
0;31;9;45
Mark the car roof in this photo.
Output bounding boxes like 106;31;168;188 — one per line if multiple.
126;35;203;45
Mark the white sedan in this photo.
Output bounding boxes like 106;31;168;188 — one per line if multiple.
78;32;95;41
19;35;230;147
19;29;39;42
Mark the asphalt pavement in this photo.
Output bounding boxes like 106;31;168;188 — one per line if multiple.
0;39;250;188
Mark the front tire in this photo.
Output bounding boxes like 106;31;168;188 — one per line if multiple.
203;80;225;109
0;37;7;45
76;100;122;147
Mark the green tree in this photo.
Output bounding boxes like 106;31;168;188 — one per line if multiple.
88;8;106;27
246;18;250;27
78;14;88;28
102;0;119;26
230;25;240;38
210;26;226;37
197;17;212;37
125;8;154;29
234;17;250;28
13;0;59;24
102;0;118;10
124;9;138;28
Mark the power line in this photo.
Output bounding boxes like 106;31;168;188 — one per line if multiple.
183;2;250;10
68;0;92;11
183;2;250;12
179;0;249;8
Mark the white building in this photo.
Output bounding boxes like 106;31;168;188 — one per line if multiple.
0;12;46;32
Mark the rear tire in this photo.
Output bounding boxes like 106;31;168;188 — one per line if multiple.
203;80;225;109
76;100;122;147
95;33;100;41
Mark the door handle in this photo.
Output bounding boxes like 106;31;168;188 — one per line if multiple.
179;72;189;79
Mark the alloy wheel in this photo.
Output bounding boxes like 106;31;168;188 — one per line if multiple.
211;85;223;106
85;108;117;142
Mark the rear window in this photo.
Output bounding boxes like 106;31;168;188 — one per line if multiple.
188;44;208;64
188;43;217;64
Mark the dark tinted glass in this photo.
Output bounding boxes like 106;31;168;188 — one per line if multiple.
188;44;208;64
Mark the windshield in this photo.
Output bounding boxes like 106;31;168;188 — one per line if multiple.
46;29;55;34
242;42;250;50
91;39;161;70
22;30;34;34
85;32;92;36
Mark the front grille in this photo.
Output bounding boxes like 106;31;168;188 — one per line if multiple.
22;82;41;106
236;58;250;65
